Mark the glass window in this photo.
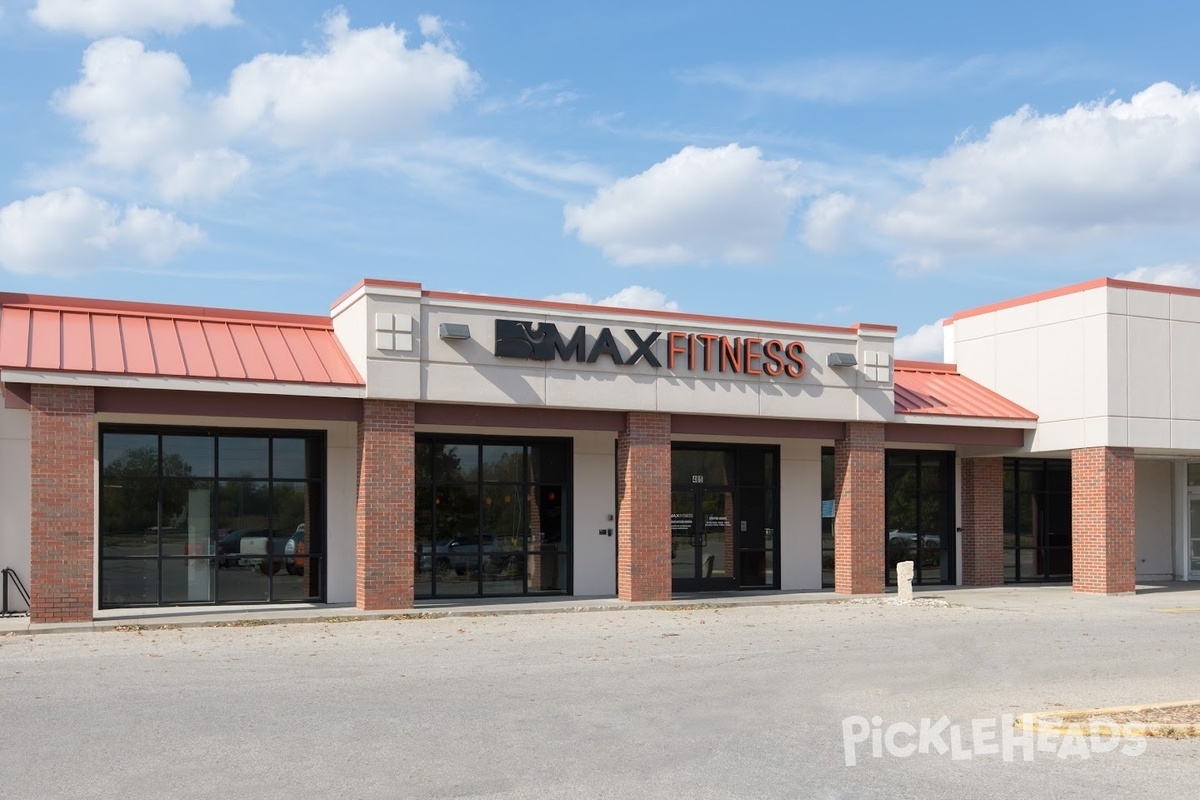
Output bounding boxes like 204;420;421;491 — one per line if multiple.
99;427;324;608
272;438;309;480
821;447;835;589
101;559;158;606
103;433;158;477
482;445;524;482
530;443;570;485
100;476;159;556
416;436;571;599
885;451;953;586
1189;463;1200;487
671;449;734;487
162;435;213;478
436;444;479;483
1003;458;1071;583
219;437;269;479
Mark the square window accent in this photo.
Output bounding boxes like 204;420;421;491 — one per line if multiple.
863;350;891;383
374;312;414;353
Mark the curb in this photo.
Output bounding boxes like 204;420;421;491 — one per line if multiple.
0;592;954;637
1015;701;1200;738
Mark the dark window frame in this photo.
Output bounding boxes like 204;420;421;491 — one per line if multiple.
99;424;326;608
1003;457;1072;583
669;442;781;592
414;434;573;599
884;449;956;587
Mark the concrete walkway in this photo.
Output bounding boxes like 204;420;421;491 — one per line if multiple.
3;581;1198;636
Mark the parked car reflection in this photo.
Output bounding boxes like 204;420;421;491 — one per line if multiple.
418;534;514;576
215;527;298;570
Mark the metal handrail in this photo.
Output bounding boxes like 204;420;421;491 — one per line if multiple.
1;568;29;616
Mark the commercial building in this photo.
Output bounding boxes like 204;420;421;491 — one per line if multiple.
0;276;1195;623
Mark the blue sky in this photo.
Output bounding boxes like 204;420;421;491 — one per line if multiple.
2;0;1200;359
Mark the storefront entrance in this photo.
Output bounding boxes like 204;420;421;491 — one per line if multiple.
1188;466;1200;580
670;445;779;593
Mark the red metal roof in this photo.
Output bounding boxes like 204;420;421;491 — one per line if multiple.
0;293;363;387
893;360;1036;421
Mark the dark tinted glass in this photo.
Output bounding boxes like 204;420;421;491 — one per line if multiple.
219;437;269;479
101;559;158;605
103;433;158;477
162;435;213;478
272;438;308;480
435;443;479;483
482;445;524;482
671;450;734;486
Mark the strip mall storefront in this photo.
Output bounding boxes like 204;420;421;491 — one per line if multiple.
1;277;1196;623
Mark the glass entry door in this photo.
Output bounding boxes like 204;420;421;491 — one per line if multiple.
671;488;736;591
1190;494;1200;579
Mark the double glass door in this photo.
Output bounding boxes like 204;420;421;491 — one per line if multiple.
671;488;736;591
669;445;778;593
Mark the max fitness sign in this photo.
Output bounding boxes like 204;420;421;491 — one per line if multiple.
494;320;806;378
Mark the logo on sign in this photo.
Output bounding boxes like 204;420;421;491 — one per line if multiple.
493;319;805;378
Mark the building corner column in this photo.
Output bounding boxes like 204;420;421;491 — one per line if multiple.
1071;446;1135;594
960;457;1004;586
834;421;885;595
617;412;671;601
29;384;95;624
356;399;415;610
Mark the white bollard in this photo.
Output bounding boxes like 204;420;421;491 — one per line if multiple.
897;560;914;602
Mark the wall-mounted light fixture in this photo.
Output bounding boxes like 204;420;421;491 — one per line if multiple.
827;352;858;368
439;323;471;340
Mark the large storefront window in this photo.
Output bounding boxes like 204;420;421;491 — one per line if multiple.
1003;458;1071;582
99;427;325;608
885;451;955;586
415;437;571;599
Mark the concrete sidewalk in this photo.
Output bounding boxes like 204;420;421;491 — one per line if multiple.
3;581;1198;636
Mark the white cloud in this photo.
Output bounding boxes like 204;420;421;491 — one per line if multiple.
563;144;802;266
51;13;477;201
1115;263;1200;288
215;10;478;149
157;148;250;202
802;192;859;253
894;319;947;362
543;286;680;311
0;188;203;275
877;82;1200;269
30;0;237;37
55;37;250;200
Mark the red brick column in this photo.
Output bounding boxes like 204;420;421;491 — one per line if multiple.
834;422;884;594
960;457;1004;586
617;412;671;601
356;399;415;610
1071;446;1135;594
30;384;95;623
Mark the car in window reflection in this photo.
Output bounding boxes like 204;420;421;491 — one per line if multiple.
215;528;296;569
283;524;305;575
887;530;941;566
418;534;515;576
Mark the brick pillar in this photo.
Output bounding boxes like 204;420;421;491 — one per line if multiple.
834;422;884;594
617;412;671;601
30;384;95;624
1071;446;1135;594
960;457;1004;586
356;399;415;610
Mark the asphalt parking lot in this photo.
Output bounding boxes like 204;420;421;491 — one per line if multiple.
2;588;1198;799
